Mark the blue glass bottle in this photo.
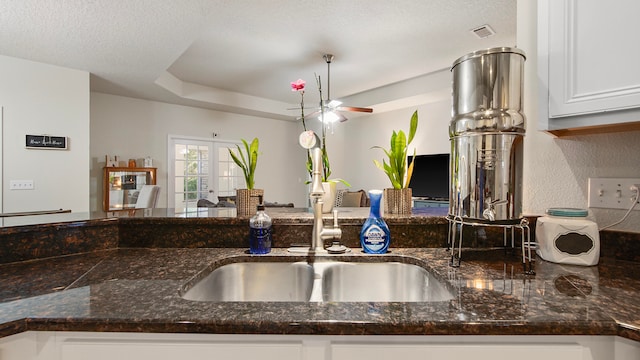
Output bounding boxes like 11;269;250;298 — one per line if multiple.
249;203;272;254
360;190;391;254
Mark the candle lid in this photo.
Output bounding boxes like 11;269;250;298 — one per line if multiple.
545;208;588;217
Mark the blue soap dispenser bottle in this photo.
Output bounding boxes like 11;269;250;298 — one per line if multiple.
249;197;272;254
360;189;391;254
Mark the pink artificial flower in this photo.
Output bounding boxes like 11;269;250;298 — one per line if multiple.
291;79;306;92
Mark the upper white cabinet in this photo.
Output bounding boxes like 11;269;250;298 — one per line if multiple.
538;0;640;134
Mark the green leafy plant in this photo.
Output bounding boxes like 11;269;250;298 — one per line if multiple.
228;138;259;190
372;110;418;189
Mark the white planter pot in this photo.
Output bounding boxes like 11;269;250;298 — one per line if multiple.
321;182;336;213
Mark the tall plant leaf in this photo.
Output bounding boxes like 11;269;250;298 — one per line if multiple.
371;110;419;190
228;137;259;190
407;110;418;145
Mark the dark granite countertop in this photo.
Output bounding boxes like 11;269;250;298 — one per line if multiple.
0;246;638;341
0;208;638;342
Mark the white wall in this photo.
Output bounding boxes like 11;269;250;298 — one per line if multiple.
90;93;308;210
0;55;89;213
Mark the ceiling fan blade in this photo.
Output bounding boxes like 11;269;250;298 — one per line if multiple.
306;109;349;123
306;110;321;119
337;112;349;122
337;106;373;113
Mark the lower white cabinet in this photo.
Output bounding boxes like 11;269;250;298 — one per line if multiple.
331;343;585;360
59;338;302;360
1;332;639;360
0;332;39;359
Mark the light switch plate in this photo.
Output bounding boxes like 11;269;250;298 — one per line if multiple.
9;180;34;190
588;177;640;210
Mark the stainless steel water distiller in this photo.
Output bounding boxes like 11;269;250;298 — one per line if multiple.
449;47;526;223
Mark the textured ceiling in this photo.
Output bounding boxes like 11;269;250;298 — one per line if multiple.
0;0;517;120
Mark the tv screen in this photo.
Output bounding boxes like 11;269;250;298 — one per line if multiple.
407;153;450;200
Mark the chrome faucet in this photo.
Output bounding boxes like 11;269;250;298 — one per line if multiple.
309;147;342;252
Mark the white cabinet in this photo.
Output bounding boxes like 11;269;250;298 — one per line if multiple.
53;333;302;360
331;343;585;360
60;340;302;360
2;331;639;360
538;0;640;134
0;332;38;360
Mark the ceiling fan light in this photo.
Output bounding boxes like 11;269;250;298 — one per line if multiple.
327;99;342;108
318;111;344;123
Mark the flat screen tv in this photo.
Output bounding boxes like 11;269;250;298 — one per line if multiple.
407;153;449;200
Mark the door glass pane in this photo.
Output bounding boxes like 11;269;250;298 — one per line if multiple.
200;146;209;160
174;194;183;209
174;177;185;193
219;177;230;194
175;160;186;176
175;144;187;160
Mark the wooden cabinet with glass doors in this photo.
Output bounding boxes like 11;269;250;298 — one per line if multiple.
103;167;157;211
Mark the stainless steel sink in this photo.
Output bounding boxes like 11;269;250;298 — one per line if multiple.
181;259;453;303
181;262;315;302
320;262;454;302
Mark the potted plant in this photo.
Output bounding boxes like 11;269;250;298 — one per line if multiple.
372;110;418;214
291;78;350;213
228;137;263;216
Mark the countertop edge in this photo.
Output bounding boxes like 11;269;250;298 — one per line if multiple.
9;317;623;338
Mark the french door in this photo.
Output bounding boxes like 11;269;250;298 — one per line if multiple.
168;136;242;212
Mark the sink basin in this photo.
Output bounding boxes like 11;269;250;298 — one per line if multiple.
320;262;454;302
182;262;315;302
182;259;453;303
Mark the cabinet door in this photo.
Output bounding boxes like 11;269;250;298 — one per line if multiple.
61;340;302;360
0;332;37;360
545;0;640;118
331;343;585;360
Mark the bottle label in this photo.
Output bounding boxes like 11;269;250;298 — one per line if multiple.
249;227;272;254
250;227;271;238
362;224;387;252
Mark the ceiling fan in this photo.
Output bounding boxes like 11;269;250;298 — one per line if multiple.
307;54;373;123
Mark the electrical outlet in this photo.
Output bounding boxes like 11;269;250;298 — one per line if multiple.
588;177;640;210
9;180;34;190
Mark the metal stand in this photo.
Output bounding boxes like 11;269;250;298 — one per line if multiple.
447;215;536;275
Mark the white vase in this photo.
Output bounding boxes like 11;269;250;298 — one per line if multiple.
321;182;336;213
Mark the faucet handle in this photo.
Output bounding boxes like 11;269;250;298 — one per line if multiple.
332;209;339;228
